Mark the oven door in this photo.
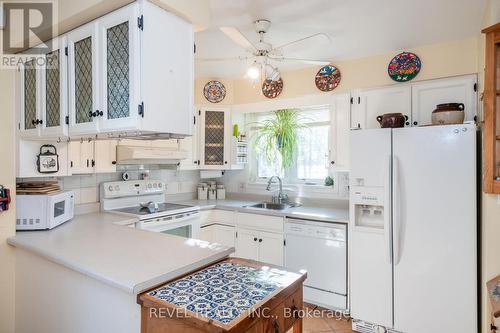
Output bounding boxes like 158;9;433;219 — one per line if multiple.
138;211;200;239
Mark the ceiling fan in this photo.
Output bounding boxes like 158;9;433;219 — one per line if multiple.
197;19;332;80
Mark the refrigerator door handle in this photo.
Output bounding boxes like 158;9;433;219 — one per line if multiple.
393;155;401;265
384;154;392;265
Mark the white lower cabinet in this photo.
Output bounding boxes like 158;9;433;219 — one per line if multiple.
235;212;284;266
199;224;236;248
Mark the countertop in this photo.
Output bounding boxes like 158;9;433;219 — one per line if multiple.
7;212;233;295
178;199;350;224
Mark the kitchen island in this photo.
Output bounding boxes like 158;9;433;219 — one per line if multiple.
7;212;234;333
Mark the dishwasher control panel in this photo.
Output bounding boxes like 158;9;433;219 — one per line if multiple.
285;219;346;241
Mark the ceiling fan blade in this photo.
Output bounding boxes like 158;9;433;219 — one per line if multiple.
271;33;331;54
196;56;252;62
271;57;331;65
219;27;257;52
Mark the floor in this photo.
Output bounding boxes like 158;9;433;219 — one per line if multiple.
287;303;355;333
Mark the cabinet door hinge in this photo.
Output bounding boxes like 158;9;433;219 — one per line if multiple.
194;43;196;54
18;123;20;130
91;159;95;167
358;96;361;104
70;161;73;168
235;231;238;238
137;15;144;31
64;47;68;56
473;83;477;92
283;239;286;246
138;102;145;118
193;116;196;125
350;97;353;104
65;116;69;125
198;110;201;116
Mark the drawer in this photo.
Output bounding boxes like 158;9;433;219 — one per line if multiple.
237;212;284;233
263;287;302;333
213;209;236;225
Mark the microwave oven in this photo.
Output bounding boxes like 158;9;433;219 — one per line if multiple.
16;191;75;230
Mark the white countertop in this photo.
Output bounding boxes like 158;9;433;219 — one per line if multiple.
8;212;233;295
177;199;350;223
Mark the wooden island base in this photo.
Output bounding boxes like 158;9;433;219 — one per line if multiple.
139;258;307;333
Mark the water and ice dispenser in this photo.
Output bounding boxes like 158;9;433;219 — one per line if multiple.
350;187;386;229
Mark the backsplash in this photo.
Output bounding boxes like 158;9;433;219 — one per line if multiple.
17;170;200;206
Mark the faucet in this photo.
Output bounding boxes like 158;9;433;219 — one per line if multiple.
266;176;289;204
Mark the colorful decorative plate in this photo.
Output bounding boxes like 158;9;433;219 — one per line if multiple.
262;78;283;99
388;52;422;82
315;65;341;92
203;80;226;103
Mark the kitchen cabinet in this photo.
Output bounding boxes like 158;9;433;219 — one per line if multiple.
17;140;70;177
20;1;194;140
69;140;117;175
411;74;477;126
235;227;284;266
199;224;236;248
19;36;68;139
235;212;284;266
352;86;411;129
330;93;351;170
94;140;118;173
179;111;200;170
199;108;231;169
483;23;500;194
67;22;100;136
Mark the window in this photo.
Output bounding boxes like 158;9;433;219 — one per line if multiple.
250;106;331;184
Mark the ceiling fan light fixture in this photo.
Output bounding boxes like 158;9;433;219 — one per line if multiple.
247;62;261;80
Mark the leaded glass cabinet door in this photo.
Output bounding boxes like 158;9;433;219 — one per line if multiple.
67;22;99;135
98;3;140;132
200;108;230;170
19;58;41;137
40;35;68;137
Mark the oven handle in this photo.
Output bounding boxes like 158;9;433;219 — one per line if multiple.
139;211;200;230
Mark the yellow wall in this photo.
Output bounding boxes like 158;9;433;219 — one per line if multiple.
195;37;479;105
0;69;16;333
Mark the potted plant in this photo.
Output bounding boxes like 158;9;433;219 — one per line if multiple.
253;109;309;171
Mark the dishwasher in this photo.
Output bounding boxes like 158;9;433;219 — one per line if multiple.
285;218;347;310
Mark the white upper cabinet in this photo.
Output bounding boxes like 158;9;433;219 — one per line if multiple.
40;36;68;138
330;93;351;170
19;36;68;139
98;4;141;132
67;22;100;136
199;108;231;170
411;74;477;126
19;1;194;140
352;86;412;129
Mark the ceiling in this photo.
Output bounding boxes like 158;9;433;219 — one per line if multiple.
194;0;486;79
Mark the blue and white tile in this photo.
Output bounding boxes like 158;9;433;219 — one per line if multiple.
240;288;270;301
203;290;235;304
221;282;247;294
169;279;198;291
160;292;197;306
190;284;215;297
149;286;179;298
207;306;241;324
186;300;219;316
223;297;258;310
205;276;231;288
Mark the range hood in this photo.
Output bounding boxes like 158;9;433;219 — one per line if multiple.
116;145;187;165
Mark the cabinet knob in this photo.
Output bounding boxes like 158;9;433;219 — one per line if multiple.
258;238;263;243
111;161;117;165
31;119;36;125
224;161;228;164
89;111;93;118
405;122;410;126
253;237;258;242
413;121;418;126
97;110;103;117
330;161;335;165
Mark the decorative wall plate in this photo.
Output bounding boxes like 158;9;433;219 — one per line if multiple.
203;80;226;103
388;52;422;82
262;78;283;99
315;65;341;92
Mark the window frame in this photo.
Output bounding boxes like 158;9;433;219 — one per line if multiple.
248;105;334;185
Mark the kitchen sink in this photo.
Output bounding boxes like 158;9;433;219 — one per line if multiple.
248;202;301;210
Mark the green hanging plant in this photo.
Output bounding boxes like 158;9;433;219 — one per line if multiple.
253;109;309;171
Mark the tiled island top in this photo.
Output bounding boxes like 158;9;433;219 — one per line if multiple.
140;258;307;330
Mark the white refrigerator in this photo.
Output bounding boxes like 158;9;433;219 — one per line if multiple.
349;124;477;333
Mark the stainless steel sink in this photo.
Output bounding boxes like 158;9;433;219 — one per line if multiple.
247;202;301;210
